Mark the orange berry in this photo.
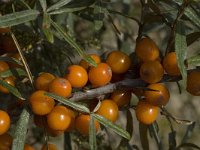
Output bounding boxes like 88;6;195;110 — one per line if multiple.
0;77;15;94
96;99;119;122
8;53;22;68
186;70;200;96
140;60;164;83
135;100;159;125
0;27;10;34
111;90;132;108
29;90;55;115
0;133;13;150
79;54;101;70
135;37;159;62
35;73;55;91
75;114;100;135
24;144;35;150
41;143;57;150
65;65;88;88
163;52;180;76
106;50;131;74
144;83;170;106
0;110;10;135
0;61;9;73
47;106;71;131
49;78;72;98
88;63;112;87
1;35;17;53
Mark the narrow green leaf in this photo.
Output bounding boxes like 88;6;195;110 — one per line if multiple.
94;4;104;31
0;56;22;66
184;7;200;29
0;10;40;28
39;0;47;11
51;20;97;67
0;68;27;78
89;114;97;150
47;0;71;12
187;55;200;66
49;7;87;15
12;108;30;150
93;114;130;140
181;122;195;144
139;123;149;150
42;13;54;43
168;131;177;149
126;110;133;138
175;21;187;88
0;79;25;100
45;92;90;113
66;0;95;8
176;143;200;150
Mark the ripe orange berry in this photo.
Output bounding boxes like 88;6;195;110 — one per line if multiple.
24;144;35;150
186;70;200;96
144;83;170;106
65;65;88;88
135;100;159;125
33;115;64;137
88;63;112;87
96;99;119;122
35;73;55;91
79;54;101;70
41;143;57;150
0;77;15;94
1;35;17;53
0;133;13;149
0;27;10;34
140;60;164;83
0;110;10;135
47;106;71;131
135;37;159;62
106;50;131;74
65;108;76;132
111;90;132;108
49;78;72;98
0;61;9;73
75;114;100;135
163;52;180;76
29;90;55;115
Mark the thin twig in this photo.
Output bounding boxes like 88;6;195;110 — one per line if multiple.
165;0;189;54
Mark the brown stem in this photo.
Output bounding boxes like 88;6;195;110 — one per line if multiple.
165;0;189;54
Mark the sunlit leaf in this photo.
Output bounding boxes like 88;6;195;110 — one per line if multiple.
93;114;130;140
139;123;149;150
47;0;71;12
187;55;200;66
175;21;187;88
0;68;27;78
45;92;90;113
12;108;30;150
0;10;39;27
184;7;200;29
0;79;25;100
89;114;97;150
51;20;97;67
49;7;87;15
